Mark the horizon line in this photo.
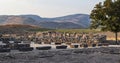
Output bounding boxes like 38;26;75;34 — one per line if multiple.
0;13;90;18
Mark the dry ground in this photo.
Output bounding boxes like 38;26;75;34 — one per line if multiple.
98;32;120;40
0;47;120;63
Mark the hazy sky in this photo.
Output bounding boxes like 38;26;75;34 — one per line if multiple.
0;0;105;18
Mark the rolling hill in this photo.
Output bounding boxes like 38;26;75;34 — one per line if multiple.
0;24;50;33
0;14;90;29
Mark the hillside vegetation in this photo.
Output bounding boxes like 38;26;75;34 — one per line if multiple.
0;14;90;29
0;24;51;33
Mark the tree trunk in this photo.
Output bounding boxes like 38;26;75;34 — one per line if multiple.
115;32;118;45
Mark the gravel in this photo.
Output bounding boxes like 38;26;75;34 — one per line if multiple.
0;47;120;63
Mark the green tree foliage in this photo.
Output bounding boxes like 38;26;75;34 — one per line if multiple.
90;0;120;44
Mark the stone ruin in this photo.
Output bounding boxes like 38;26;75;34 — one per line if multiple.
34;31;107;46
0;31;108;53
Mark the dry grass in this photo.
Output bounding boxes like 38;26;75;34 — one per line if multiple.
56;29;120;41
98;31;120;40
0;24;51;34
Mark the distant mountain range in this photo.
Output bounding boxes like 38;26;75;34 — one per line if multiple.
0;14;90;29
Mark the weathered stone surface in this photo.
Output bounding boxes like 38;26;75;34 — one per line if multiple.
0;47;120;63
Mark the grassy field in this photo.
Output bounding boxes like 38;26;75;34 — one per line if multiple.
30;28;53;32
54;29;120;40
31;28;120;40
99;32;120;40
55;29;101;33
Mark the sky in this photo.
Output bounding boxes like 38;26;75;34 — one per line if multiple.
0;0;105;18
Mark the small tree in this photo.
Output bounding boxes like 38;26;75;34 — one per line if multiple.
90;0;120;44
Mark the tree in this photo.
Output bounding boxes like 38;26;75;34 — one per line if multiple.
90;0;120;44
